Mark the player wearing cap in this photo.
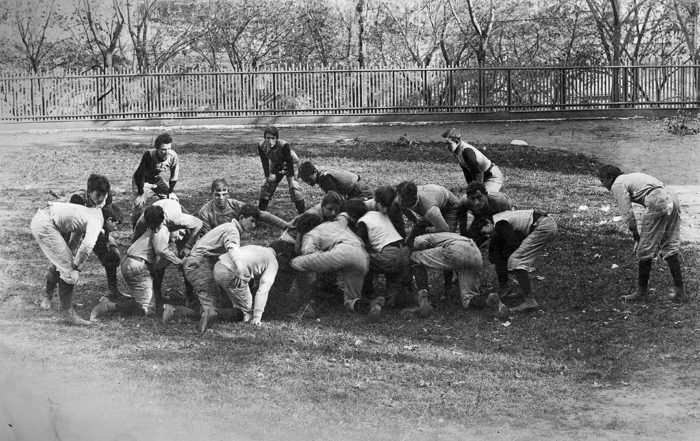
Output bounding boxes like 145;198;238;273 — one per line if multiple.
441;127;503;193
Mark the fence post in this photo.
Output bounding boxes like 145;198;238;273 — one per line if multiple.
157;72;162;115
272;70;277;115
560;68;566;110
507;68;512;110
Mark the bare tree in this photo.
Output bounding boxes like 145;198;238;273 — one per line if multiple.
117;0;202;70
447;0;496;106
12;0;65;73
79;0;124;69
674;0;700;62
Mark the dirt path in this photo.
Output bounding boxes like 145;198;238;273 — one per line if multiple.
2;118;698;241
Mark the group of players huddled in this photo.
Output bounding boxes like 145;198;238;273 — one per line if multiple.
31;126;690;331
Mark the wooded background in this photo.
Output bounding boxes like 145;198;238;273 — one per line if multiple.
1;0;699;73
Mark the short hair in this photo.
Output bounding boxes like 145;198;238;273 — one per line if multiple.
101;204;120;223
87;174;110;194
295;213;323;237
143;205;165;230
298;160;317;181
466;181;487;197
373;185;396;208
211;178;229;193
263;126;279;139
321;191;343;208
396;181;418;207
597;165;623;181
239;204;261;220
154;133;173;149
103;203;123;223
342;199;368;220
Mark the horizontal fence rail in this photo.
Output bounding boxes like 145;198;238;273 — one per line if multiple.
1;65;699;121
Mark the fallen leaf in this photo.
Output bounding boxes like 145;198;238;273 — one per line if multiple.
593;253;601;259
502;321;511;327
621;381;630;386
601;205;611;212
403;345;416;351
611;264;619;269
578;205;589;211
612;216;623;222
598;220;608;225
536;276;545;281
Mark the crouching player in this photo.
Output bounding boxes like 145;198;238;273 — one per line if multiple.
212;244;279;329
31;202;119;325
353;188;415;309
290;210;381;317
482;209;557;315
406;231;483;318
164;205;264;332
90;205;182;320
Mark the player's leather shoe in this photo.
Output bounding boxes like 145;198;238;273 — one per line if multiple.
368;296;385;321
417;289;433;319
90;296;116;321
40;295;52;310
162;304;175;325
670;285;689;303
486;293;510;319
621;288;648;302
61;308;91;326
300;301;318;319
509;296;539;313
199;309;217;332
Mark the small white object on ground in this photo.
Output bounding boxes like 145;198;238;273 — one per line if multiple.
578;205;589;211
510;139;528;146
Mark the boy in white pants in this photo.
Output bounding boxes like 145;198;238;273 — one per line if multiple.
31;202;118;325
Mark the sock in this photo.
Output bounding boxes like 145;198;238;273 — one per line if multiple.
665;254;684;287
639;258;652;291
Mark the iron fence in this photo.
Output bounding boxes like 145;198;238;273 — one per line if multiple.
1;65;698;121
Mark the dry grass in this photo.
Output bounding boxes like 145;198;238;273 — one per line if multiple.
1;136;698;440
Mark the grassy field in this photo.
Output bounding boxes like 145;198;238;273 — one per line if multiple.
1;136;699;440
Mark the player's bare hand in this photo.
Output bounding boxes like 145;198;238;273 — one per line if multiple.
250;317;262;326
135;194;145;206
632;240;639;255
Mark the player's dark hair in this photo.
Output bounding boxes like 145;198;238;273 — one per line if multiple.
144;205;165;231
263;126;279;139
373;185;396;208
466;181;487;197
396;181;418;207
298;161;317;181
87;173;110;194
321;191;343;208
154;133;173;149
239;204;261;220
211;178;229;193
295;213;323;237
597;165;623;181
342;199;368;221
